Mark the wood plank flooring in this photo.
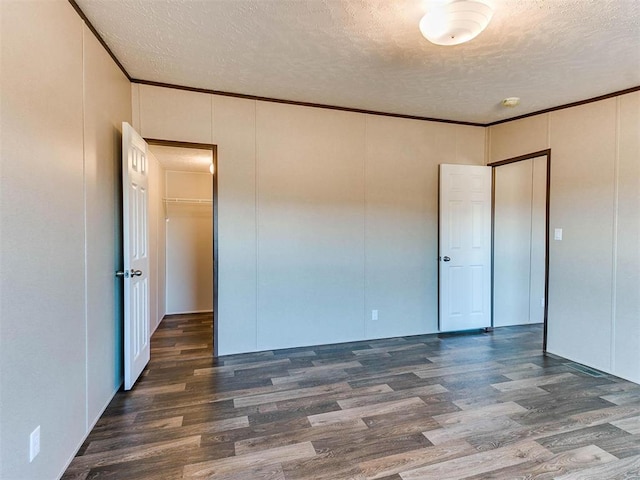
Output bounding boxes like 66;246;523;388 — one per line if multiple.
63;314;640;479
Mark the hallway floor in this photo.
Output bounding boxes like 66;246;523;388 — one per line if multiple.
63;314;640;479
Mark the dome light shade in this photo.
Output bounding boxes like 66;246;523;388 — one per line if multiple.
420;0;494;46
502;97;520;107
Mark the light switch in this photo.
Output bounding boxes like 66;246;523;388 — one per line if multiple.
554;228;563;241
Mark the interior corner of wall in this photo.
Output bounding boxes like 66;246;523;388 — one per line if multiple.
545;113;551;148
131;83;141;131
485;126;491;165
210;95;216;145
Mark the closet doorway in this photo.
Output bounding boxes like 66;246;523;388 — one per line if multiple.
489;150;551;350
147;140;218;355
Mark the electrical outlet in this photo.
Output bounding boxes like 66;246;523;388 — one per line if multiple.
371;310;378;321
29;426;40;462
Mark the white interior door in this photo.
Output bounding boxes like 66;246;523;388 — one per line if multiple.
121;122;150;390
439;164;492;332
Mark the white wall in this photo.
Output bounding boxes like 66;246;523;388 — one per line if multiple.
493;156;546;326
614;93;640;383
213;96;258;353
132;84;486;354
488;92;640;383
83;17;132;431
0;1;131;478
165;171;213;314
148;150;167;330
256;103;366;348
365;117;485;340
549;100;616;371
529;156;547;325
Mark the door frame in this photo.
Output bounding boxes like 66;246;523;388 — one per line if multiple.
145;138;219;356
488;149;551;352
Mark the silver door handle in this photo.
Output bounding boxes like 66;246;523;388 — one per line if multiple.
443;256;451;262
115;270;128;278
131;269;143;277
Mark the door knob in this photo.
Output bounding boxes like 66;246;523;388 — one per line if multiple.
443;256;451;262
115;270;128;278
131;269;143;277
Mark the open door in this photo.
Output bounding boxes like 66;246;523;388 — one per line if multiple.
120;122;150;390
439;164;492;332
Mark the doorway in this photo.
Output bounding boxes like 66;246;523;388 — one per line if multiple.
146;139;218;355
489;149;551;351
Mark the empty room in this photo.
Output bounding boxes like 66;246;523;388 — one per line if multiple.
1;0;639;479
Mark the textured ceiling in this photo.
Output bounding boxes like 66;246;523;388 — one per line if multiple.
149;145;212;173
76;0;640;124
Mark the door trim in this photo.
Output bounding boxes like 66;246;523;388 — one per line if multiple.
488;149;551;352
145;138;219;357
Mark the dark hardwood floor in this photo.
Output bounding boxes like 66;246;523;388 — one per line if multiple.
63;314;640;479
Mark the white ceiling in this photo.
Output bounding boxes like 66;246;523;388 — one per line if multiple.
76;0;640;124
149;144;213;172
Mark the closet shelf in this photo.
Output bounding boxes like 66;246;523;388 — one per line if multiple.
163;198;212;205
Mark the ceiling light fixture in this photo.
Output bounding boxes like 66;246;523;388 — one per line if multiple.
419;0;494;46
502;97;520;107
